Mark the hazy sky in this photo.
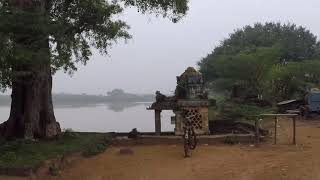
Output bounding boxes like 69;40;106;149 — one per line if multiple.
15;0;320;95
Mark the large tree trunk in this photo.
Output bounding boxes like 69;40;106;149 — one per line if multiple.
0;0;61;139
0;66;61;139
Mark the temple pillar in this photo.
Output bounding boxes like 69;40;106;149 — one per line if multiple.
155;110;162;136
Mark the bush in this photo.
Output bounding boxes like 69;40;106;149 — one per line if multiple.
82;142;108;157
62;128;79;138
215;100;275;121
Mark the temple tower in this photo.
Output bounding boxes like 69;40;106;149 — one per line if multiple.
148;67;210;135
174;67;210;135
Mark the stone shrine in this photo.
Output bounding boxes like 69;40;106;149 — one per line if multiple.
148;67;210;135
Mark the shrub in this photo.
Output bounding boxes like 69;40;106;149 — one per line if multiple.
62;128;79;138
216;101;275;121
82;142;108;157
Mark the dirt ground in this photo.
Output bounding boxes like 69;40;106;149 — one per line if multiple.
3;119;320;180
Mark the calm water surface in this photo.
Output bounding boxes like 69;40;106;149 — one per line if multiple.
0;103;174;132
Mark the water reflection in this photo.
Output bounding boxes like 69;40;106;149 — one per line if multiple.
0;103;174;132
54;102;152;112
107;102;151;112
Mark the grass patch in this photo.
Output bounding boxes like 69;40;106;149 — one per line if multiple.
210;99;276;122
82;141;109;157
0;132;111;168
223;103;275;121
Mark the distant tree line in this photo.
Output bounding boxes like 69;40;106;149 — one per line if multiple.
0;89;155;106
105;89;154;103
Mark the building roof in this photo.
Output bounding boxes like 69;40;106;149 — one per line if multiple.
180;67;202;79
147;101;178;110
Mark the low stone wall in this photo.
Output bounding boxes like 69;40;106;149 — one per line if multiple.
112;134;259;146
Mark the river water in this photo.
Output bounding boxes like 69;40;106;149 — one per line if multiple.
0;103;175;133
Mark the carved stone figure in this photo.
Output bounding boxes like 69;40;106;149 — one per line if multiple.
128;128;140;139
155;91;167;102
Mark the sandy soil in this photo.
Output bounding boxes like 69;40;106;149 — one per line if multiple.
3;119;320;180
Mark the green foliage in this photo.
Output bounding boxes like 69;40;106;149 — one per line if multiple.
264;61;320;101
199;22;320;102
213;46;281;95
0;133;110;167
123;0;189;22
227;104;274;121
199;22;320;82
0;0;130;91
62;128;79;138
0;0;189;91
209;100;275;121
82;141;108;157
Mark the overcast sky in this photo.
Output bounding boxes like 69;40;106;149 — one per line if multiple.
13;0;320;95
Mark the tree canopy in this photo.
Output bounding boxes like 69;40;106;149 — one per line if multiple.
198;22;320;102
0;0;189;91
212;46;281;95
199;22;320;82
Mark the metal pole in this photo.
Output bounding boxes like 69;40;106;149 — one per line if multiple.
274;116;277;145
255;118;260;146
293;116;296;145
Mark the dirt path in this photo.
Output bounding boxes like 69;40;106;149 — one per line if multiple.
3;120;320;180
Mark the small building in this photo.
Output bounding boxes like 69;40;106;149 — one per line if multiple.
148;67;210;135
